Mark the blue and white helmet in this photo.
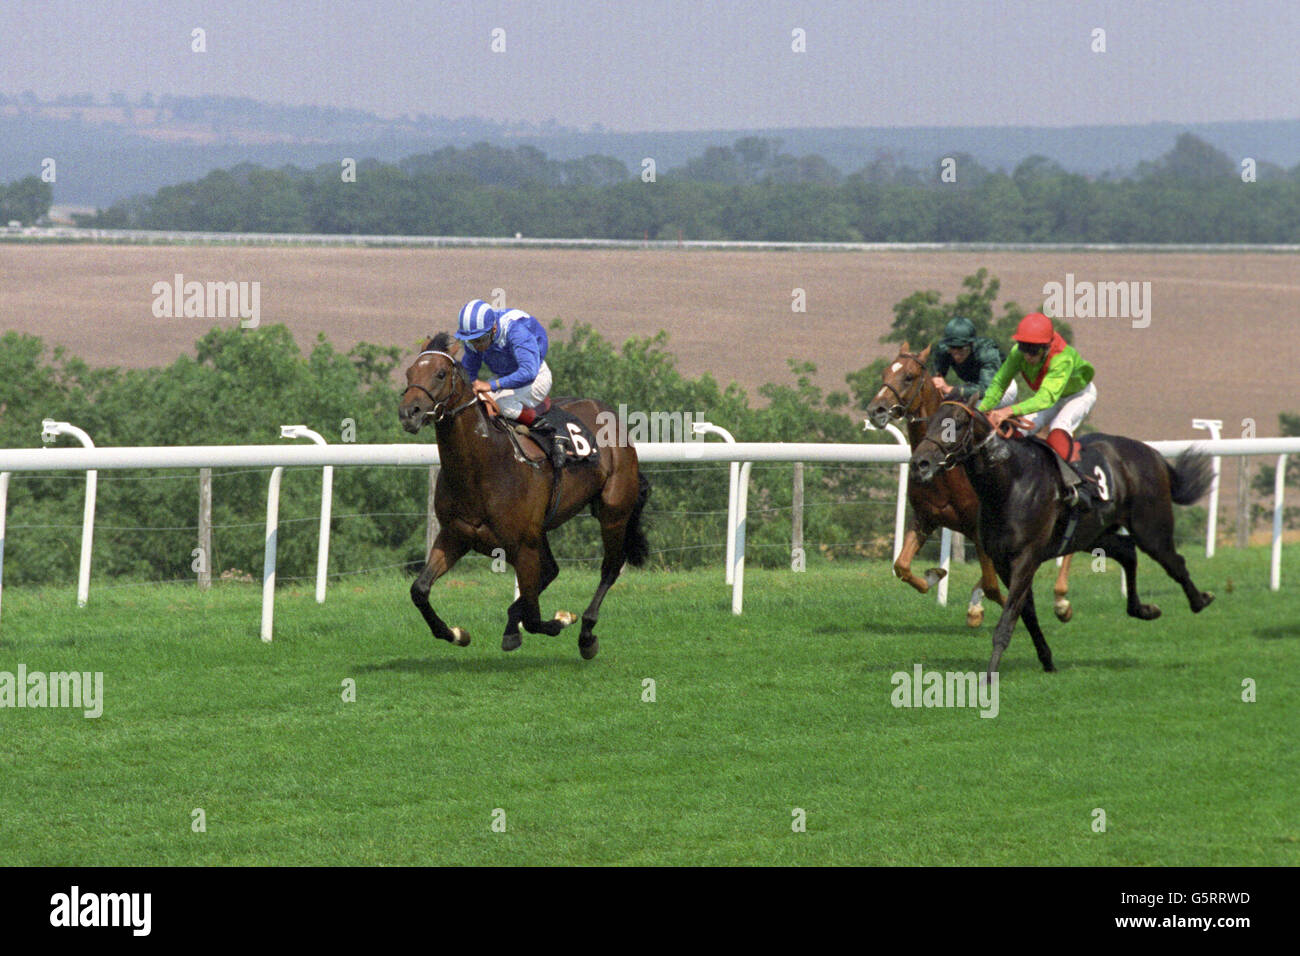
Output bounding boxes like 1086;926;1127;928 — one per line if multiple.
455;300;497;341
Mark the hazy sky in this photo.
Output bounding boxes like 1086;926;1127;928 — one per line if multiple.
3;0;1297;130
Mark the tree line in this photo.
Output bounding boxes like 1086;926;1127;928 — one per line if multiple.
70;133;1300;242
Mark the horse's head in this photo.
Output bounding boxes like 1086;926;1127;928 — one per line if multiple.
399;333;468;434
911;400;994;482
866;343;933;428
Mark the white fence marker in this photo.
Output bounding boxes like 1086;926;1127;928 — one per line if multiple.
261;466;284;642
281;426;333;604
1192;419;1224;557
0;472;8;622
1272;454;1288;592
692;422;739;584
42;420;97;607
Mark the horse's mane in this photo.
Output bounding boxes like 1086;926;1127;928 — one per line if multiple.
425;332;456;354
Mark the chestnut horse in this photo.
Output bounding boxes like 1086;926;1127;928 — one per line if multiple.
911;401;1214;677
866;344;1076;626
398;334;650;659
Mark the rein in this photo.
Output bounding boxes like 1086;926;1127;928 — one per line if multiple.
916;400;1007;471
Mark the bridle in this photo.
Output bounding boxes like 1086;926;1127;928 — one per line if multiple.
877;352;929;421
914;399;1007;472
404;349;480;423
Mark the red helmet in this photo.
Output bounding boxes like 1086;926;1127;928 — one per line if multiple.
1012;312;1054;345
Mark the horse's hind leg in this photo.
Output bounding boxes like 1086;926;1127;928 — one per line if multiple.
411;531;471;646
576;517;633;661
501;535;571;651
1127;518;1215;613
1094;532;1160;620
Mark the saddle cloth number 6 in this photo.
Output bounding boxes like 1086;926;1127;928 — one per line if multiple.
565;422;592;457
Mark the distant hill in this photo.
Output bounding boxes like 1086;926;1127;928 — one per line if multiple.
3;93;1298;206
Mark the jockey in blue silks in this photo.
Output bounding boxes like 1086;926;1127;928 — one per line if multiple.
455;299;564;463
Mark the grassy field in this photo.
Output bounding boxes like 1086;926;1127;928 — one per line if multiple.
1;545;1296;866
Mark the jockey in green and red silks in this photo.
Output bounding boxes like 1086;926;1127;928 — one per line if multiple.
979;312;1098;466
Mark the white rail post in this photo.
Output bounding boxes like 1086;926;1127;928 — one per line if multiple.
0;472;9;623
863;421;910;561
732;461;753;615
1271;454;1288;592
261;466;284;642
281;426;332;604
937;528;952;606
692;422;739;583
42;420;97;607
1192;419;1224;558
791;461;804;572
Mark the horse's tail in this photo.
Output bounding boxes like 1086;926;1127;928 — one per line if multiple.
623;471;652;567
1167;448;1215;505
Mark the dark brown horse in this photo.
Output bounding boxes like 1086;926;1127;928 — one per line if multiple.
398;333;650;659
911;401;1214;677
866;344;1076;625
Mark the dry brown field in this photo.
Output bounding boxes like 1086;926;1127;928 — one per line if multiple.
3;244;1297;510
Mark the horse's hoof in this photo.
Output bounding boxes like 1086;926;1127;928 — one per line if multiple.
923;568;947;588
450;626;471;647
579;635;599;660
1194;592;1215;613
966;605;984;628
502;632;522;652
1054;599;1073;623
554;610;577;628
1043;661;1057;673
1132;604;1161;621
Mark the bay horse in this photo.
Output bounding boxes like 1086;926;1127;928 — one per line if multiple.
398;333;650;659
867;345;1076;626
910;400;1214;677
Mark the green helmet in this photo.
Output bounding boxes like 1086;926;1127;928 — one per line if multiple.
941;316;977;348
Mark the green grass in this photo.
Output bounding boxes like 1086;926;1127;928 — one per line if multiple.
1;545;1297;866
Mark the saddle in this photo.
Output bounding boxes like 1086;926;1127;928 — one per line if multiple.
494;398;600;470
1019;430;1098;499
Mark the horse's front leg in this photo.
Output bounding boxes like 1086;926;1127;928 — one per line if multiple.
411;531;471;646
967;543;1006;627
893;525;943;593
503;543;576;651
987;550;1040;677
1053;552;1074;622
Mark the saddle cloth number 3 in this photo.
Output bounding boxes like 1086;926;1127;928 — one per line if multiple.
1093;465;1110;501
565;422;592;457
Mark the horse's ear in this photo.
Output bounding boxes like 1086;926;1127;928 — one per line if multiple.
918;344;932;364
446;338;462;358
900;341;910;354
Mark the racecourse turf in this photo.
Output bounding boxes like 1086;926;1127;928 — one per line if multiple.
1;545;1296;866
